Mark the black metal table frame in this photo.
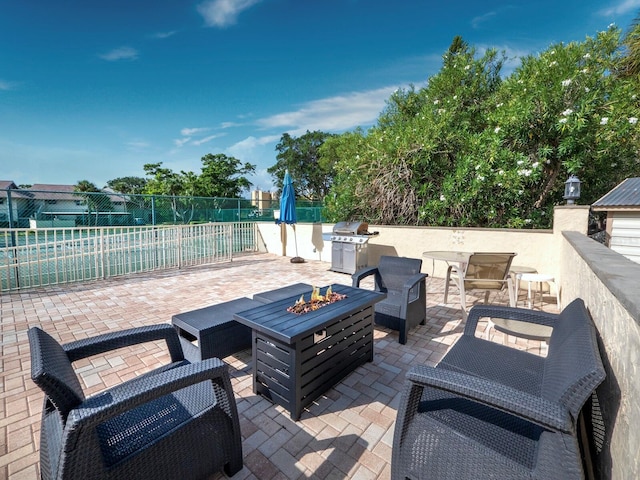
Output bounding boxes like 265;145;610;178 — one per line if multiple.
234;284;385;420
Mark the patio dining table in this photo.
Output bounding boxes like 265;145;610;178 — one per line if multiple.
422;250;473;278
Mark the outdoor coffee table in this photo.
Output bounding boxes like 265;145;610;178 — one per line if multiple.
234;283;386;420
252;282;312;304
172;297;263;362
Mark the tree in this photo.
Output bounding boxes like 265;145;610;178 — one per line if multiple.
105;176;148;194
324;38;504;225
197;154;255;198
142;163;185;196
141;157;255;224
618;12;640;76
74;180;112;226
268;131;336;200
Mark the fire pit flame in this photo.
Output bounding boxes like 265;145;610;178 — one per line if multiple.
287;286;347;315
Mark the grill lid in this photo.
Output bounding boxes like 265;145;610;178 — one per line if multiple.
333;221;369;235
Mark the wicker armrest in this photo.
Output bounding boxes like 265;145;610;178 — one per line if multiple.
463;304;559;337
351;266;380;288
403;273;427;292
67;358;231;430
64;324;184;363
402;273;427;303
406;364;573;433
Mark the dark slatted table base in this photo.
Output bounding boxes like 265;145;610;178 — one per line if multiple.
252;305;374;420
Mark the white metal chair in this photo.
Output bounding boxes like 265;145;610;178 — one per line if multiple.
443;252;517;319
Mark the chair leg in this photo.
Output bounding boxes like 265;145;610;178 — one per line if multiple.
459;280;467;316
507;277;516;307
443;266;453;303
484;319;494;339
399;326;407;345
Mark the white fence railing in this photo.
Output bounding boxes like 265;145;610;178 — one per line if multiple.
0;222;259;292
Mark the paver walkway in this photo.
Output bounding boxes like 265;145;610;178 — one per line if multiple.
0;253;553;479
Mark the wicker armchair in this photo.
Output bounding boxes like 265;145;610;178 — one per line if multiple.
352;255;427;344
28;324;243;480
392;299;605;479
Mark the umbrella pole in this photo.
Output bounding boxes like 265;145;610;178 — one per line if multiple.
291;225;305;263
280;223;287;257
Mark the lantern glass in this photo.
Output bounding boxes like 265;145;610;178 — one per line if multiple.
563;175;581;204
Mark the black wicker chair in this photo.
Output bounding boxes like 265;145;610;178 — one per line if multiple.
28;324;243;480
392;299;605;479
352;255;427;344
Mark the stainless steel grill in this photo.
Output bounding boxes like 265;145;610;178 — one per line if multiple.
330;221;376;274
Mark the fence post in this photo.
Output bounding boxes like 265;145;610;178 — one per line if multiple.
7;190;15;229
151;196;156;226
177;225;182;269
6;190;20;289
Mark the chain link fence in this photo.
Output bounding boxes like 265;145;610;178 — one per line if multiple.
0;189;325;291
0;189;324;228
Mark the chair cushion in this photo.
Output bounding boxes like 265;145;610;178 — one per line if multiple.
94;380;219;467
438;336;544;396
28;327;85;417
375;294;402;318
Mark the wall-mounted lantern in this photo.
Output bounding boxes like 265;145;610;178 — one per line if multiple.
563;175;581;204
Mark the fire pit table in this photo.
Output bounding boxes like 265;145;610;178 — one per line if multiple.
234;284;385;420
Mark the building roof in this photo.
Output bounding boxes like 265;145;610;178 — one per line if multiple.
592;177;640;211
1;182;127;203
0;180;32;199
28;184;78;201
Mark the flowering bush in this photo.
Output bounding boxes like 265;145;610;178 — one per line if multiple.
323;27;640;228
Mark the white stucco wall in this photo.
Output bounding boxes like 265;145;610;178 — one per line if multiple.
256;206;590;290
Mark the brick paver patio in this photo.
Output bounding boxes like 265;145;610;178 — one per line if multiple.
0;253;553;479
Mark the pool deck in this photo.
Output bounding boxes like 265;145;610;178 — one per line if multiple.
0;253;553;479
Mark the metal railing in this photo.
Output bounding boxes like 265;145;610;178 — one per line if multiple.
0;222;259;292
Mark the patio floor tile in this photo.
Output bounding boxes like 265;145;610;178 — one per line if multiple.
0;252;556;479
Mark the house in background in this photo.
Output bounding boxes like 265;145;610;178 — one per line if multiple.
0;182;130;228
592;177;640;264
1;181;33;227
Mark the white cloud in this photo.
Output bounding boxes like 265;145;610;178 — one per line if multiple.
192;134;224;146
0;79;18;91
221;121;242;128
99;47;139;61
197;0;262;27
151;31;177;39
599;0;640;16
174;137;191;148
256;86;398;135
471;11;497;29
181;127;211;136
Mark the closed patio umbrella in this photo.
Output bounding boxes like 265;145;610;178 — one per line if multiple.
276;170;304;263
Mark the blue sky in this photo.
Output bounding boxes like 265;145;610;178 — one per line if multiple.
1;0;639;195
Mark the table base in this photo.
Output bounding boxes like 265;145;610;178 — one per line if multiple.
252;304;374;420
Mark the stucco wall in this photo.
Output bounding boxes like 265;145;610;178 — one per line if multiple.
256;206;589;289
561;231;640;480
